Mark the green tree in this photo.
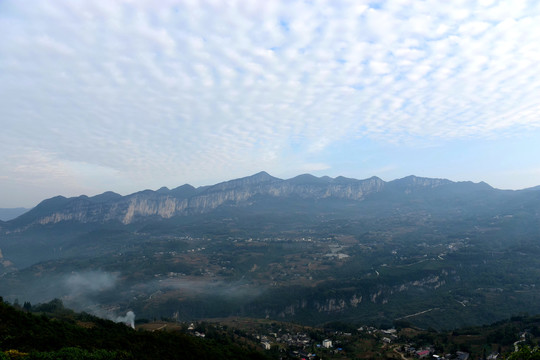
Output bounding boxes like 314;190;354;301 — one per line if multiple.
23;302;32;312
506;345;540;360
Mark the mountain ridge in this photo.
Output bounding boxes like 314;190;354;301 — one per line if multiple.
2;172;503;229
0;207;30;221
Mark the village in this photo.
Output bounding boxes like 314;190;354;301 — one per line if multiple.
174;319;485;360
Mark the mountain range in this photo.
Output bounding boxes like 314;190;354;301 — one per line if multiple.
1;171;501;230
1;172;540;330
1;171;538;269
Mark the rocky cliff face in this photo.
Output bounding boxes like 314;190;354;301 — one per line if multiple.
4;172;475;230
387;175;453;194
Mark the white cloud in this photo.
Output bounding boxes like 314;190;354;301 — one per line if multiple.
458;21;490;36
1;0;540;206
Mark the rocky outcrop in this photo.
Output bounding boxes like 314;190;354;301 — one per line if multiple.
388;175;452;194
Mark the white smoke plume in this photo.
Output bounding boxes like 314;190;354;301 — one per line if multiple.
116;311;135;329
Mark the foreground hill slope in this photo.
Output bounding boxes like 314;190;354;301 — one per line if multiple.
0;299;268;360
4;298;540;360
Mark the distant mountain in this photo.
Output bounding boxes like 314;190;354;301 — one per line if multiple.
523;185;540;191
0;207;29;221
0;171;514;269
2;172;499;230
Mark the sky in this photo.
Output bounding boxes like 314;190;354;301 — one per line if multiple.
1;0;540;208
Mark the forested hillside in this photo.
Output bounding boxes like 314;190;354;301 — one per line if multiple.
0;298;268;360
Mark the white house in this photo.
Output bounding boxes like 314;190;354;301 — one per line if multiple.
322;339;332;348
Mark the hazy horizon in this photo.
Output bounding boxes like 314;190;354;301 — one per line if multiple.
2;0;540;208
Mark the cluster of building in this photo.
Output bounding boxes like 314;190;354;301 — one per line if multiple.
186;323;206;338
256;330;336;359
357;326;475;360
184;320;502;359
401;344;470;359
257;331;313;349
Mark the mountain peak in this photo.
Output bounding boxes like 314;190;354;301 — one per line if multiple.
170;184;196;198
287;174;330;184
206;171;280;193
90;191;122;203
156;186;170;194
391;175;452;187
249;171;277;181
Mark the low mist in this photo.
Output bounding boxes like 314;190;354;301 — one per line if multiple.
64;271;118;295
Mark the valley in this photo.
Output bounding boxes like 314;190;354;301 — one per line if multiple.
1;172;540;331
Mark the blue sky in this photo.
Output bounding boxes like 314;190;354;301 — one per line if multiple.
1;0;540;208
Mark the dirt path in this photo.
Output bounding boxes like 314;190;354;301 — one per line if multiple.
395;308;436;320
153;324;167;332
392;346;411;360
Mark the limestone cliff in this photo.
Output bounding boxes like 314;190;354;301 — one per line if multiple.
3;172;477;229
